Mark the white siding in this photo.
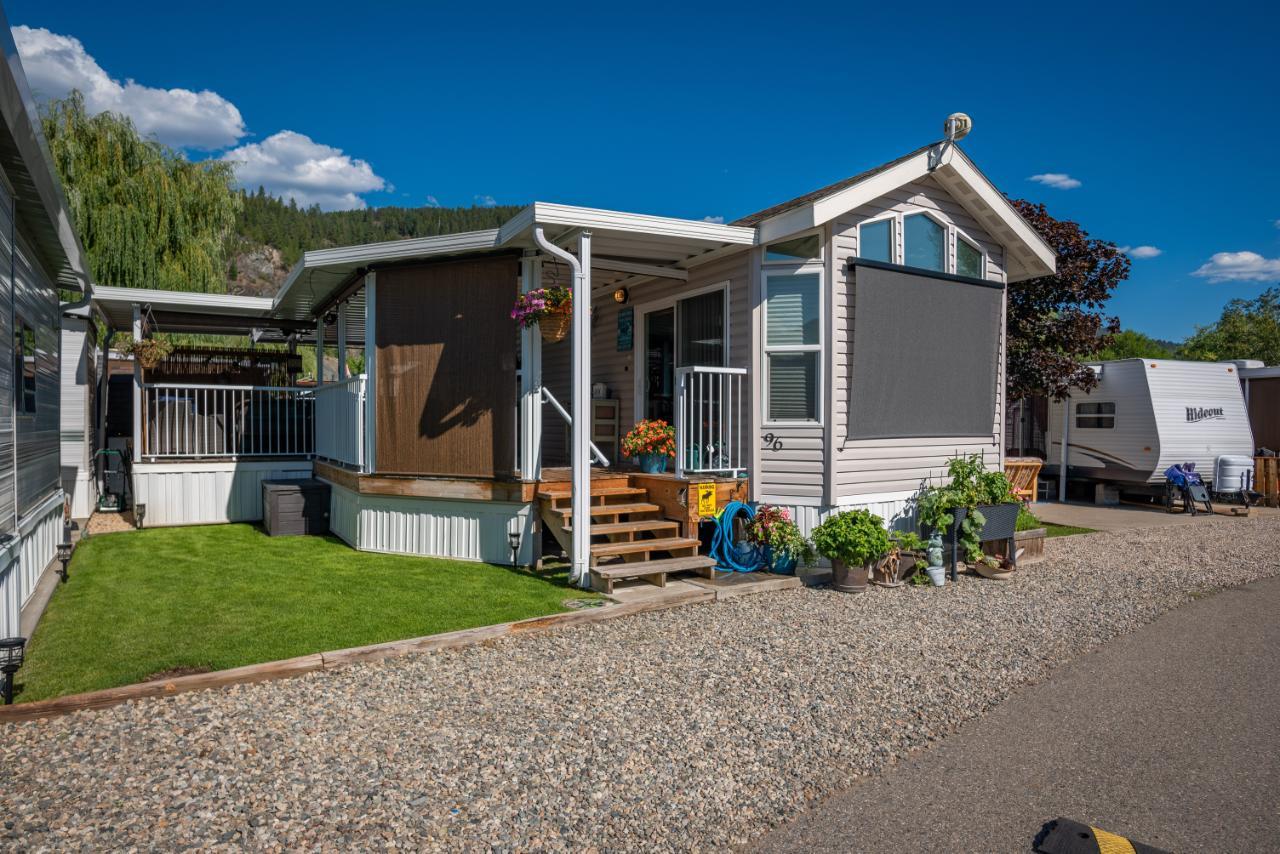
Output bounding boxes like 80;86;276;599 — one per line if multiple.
60;319;97;519
325;481;534;566
133;460;314;527
829;176;1006;501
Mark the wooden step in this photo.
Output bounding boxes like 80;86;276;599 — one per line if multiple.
564;519;679;537
553;502;661;519
591;536;701;558
537;485;647;502
589;555;718;594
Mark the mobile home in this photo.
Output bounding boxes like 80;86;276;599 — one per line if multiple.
0;16;92;637
1045;359;1254;487
89;130;1055;592
1238;361;1280;452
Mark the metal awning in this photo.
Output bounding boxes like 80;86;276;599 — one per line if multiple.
92;285;309;341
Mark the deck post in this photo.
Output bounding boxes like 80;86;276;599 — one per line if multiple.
1058;392;1070;502
519;251;543;480
336;303;347;382
571;231;592;588
315;315;326;386
131;303;142;464
363;272;377;473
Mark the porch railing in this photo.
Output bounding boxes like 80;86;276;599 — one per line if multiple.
314;374;366;470
674;366;747;478
141;383;314;459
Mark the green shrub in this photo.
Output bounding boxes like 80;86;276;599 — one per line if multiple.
1016;507;1042;532
811;509;891;566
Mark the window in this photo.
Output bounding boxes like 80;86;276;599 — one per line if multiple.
765;233;821;263
903;213;945;272
859;218;893;263
956;235;984;279
15;321;35;414
765;272;821;421
1075;401;1115;429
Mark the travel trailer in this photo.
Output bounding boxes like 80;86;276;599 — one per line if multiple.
1045;359;1254;489
0;17;92;637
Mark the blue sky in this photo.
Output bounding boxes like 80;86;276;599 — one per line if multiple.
10;0;1279;340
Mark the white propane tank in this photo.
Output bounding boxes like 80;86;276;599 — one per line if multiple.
1214;455;1254;492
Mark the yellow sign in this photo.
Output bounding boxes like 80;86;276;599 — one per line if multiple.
696;483;717;517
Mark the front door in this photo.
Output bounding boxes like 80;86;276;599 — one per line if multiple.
643;307;675;422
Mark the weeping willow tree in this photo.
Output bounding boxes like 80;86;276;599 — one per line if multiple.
40;92;241;292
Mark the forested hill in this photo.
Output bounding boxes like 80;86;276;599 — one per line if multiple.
228;189;524;297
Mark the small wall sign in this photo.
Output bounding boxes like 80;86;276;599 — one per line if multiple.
696;482;718;517
617;307;633;352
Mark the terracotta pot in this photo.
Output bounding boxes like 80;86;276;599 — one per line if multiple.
540;311;571;343
831;559;870;594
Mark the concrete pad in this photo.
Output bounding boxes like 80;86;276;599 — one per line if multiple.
683;571;802;600
1032;501;1279;532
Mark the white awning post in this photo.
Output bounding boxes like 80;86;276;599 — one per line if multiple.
519;251;543;481
532;226;592;588
131;303;142;464
572;231;592;588
336;305;348;382
363;273;377;473
1058;393;1070;502
315;316;326;386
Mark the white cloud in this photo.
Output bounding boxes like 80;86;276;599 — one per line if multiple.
1028;172;1082;190
221;131;386;211
1118;245;1163;259
1192;251;1280;283
13;25;245;149
474;194;497;208
701;215;725;224
424;195;440;208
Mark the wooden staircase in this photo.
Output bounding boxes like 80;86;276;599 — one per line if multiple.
537;476;717;594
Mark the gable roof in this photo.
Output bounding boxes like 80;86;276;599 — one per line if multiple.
734;141;1057;282
731;143;934;227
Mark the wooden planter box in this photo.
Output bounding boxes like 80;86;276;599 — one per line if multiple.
983;528;1046;564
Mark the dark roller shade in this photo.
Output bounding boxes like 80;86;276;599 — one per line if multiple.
847;263;1002;440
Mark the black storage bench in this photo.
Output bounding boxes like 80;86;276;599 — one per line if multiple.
262;478;331;536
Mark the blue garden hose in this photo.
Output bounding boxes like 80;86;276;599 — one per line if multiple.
707;500;764;573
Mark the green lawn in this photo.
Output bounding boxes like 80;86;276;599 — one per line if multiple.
1043;523;1096;538
17;524;598;703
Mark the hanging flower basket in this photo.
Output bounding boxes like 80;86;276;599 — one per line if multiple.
123;337;173;371
539;309;571;344
511;286;572;344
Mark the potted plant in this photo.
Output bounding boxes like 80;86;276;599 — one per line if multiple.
511;286;573;343
122;336;173;370
915;454;1021;577
745;505;814;575
810;509;890;594
622;419;675;474
875;530;927;587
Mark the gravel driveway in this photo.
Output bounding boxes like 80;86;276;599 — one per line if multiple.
3;517;1278;851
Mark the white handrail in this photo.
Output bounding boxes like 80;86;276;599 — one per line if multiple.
140;383;314;459
314;374;366;470
540;387;609;467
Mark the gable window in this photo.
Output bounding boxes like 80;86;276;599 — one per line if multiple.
956;235;984;279
1075;401;1115;429
858;218;893;263
903;213;945;272
764;271;821;422
765;233;821;264
15;321;35;414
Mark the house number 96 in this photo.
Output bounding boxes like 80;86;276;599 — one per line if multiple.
762;433;784;452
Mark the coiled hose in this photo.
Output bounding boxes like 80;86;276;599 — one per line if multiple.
708;500;764;573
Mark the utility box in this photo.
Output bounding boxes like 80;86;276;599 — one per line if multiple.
262;478;330;536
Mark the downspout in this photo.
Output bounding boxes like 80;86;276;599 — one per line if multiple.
1058;393;1070;502
531;227;592;588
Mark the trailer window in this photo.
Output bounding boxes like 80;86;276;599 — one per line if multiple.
1075;401;1114;429
14;320;35;415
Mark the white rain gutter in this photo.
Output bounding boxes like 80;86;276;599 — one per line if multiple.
532;226;593;588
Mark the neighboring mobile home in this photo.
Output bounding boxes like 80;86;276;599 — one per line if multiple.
1237;361;1280;452
89;130;1055;593
0;15;92;637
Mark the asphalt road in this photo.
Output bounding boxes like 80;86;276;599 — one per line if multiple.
753;576;1280;853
